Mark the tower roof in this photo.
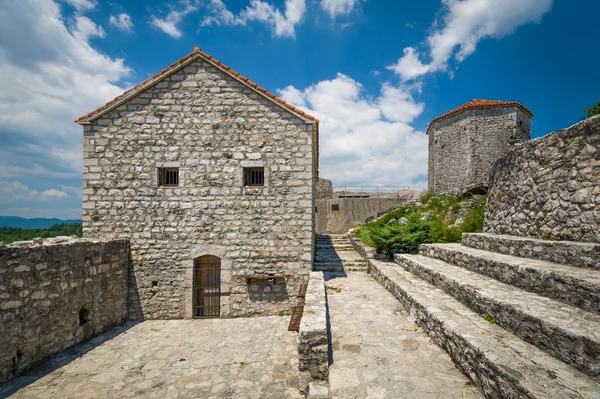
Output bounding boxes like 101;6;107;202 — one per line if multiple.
426;99;533;135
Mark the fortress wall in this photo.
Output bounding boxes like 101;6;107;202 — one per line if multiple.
485;115;600;242
0;237;130;382
316;193;422;234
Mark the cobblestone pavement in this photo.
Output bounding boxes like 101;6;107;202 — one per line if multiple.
325;271;482;399
1;317;303;399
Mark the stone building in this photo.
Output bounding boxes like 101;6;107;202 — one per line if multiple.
427;99;533;194
75;47;319;319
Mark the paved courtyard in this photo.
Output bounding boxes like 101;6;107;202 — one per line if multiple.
1;317;302;399
325;271;482;399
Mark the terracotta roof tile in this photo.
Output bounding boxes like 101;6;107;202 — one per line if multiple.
426;99;533;134
74;49;317;123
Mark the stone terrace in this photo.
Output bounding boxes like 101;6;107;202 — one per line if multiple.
1;318;303;399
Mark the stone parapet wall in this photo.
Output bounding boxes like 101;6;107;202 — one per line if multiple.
485;115;600;242
298;271;328;380
316;195;421;234
0;237;130;383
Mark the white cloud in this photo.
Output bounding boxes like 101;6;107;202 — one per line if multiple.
0;182;69;203
40;189;70;201
62;0;97;12
389;0;553;81
320;0;362;18
278;75;428;188
202;0;306;38
387;47;430;82
150;0;199;39
201;0;240;26
0;0;130;217
109;13;134;33
72;14;106;41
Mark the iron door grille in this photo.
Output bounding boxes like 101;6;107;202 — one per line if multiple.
193;256;221;318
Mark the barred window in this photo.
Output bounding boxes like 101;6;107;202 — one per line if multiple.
243;167;264;186
158;168;179;187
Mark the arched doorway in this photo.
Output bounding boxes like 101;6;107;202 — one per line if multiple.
193;255;221;318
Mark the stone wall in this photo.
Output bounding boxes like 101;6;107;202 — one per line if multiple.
298;271;328;380
0;237;129;383
485;115;600;242
428;106;531;195
316;194;421;234
81;57;315;319
316;178;333;199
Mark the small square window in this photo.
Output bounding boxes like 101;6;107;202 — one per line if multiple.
244;167;264;186
158;168;179;187
331;204;339;211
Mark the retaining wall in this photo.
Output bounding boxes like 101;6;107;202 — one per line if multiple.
0;237;130;382
485;115;600;242
316;193;422;234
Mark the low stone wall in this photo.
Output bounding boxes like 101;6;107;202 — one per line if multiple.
298;271;328;380
316;194;422;234
485;115;600;242
0;237;130;383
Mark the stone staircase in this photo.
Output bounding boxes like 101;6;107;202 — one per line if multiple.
314;234;367;275
369;232;600;398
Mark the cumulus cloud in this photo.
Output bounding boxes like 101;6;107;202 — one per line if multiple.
109;13;134;33
150;0;199;39
62;0;97;12
202;0;306;38
0;0;130;217
201;0;240;27
389;0;553;81
278;75;428;188
320;0;362;18
0;182;69;203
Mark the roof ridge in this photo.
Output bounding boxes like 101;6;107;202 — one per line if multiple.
426;99;533;135
75;48;317;123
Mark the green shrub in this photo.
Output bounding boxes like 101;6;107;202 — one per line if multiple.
354;193;487;256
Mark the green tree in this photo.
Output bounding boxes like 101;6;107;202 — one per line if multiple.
585;101;600;118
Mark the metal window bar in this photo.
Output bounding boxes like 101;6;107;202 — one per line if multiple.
159;168;179;187
244;167;264;186
193;256;221;318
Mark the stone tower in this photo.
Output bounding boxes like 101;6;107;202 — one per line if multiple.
427;99;533;195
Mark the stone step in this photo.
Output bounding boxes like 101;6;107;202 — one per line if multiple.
314;261;366;268
420;243;600;314
463;233;600;270
315;265;367;273
395;254;600;378
369;259;600;399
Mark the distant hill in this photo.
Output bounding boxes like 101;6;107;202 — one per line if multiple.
0;216;82;229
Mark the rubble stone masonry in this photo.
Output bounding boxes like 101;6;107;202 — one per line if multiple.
0;237;129;383
428;106;531;195
80;58;315;319
485;115;600;242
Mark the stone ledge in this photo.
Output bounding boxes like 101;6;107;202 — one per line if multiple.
0;236;129;249
463;233;600;270
396;253;600;378
421;243;600;314
298;271;329;380
369;258;600;398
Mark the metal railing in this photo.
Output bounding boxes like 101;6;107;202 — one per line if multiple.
332;186;411;199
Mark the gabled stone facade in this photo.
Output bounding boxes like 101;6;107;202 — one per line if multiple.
427;100;532;195
77;50;317;319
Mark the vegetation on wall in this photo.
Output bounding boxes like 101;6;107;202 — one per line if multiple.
354;193;486;255
585;101;600;119
0;223;82;244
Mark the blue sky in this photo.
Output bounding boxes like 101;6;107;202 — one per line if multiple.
0;0;598;219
